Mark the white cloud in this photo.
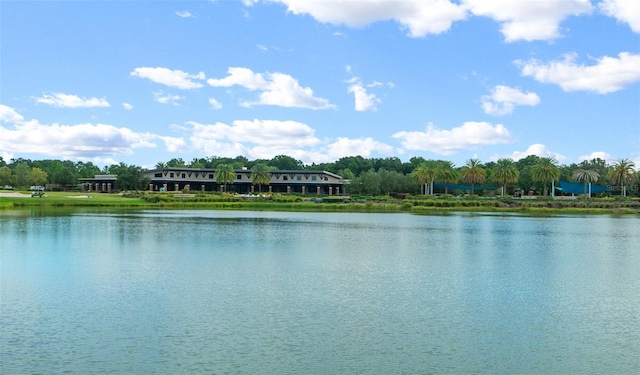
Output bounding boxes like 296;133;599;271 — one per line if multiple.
0;104;25;124
186;119;321;158
154;91;184;105
131;67;205;90
348;84;380;112
326;137;394;158
208;98;223;110
0;105;184;159
175;11;194;18
122;102;134;110
392;121;513;155
481;85;540;116
271;0;467;38
599;0;640;33
178;119;394;164
34;93;110;108
208;67;334;109
465;0;593;42
579;151;614;164
509;144;566;163
517;52;640;94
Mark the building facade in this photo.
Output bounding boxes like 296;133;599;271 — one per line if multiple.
144;168;345;195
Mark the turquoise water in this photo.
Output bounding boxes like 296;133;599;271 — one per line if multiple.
1;209;639;374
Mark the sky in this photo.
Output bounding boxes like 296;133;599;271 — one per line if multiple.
1;0;639;169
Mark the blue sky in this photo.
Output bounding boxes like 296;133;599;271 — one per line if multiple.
1;0;639;169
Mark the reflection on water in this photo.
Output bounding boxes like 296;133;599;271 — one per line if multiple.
1;209;639;374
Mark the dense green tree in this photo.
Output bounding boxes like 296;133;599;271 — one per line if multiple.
215;164;236;192
531;157;560;196
0;166;14;187
109;163;150;190
166;158;186;167
460;158;487;195
188;158;205;169
29;167;48;186
333;156;373;176
572;168;600;198
608;158;636;197
76;161;101;178
373;157;404;173
357;169;382;195
269;155;304;170
492;158;519;197
250;163;272;193
13;162;31;187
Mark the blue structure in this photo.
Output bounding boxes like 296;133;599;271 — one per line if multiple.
556;179;611;196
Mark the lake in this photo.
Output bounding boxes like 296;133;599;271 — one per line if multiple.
1;209;639;374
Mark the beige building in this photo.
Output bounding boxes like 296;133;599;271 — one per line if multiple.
144;168;345;195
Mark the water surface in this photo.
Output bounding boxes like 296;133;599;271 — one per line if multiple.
1;210;639;373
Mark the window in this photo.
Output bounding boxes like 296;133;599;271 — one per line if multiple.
237;174;242;179
283;176;288;181
311;176;317;181
154;173;162;177
209;174;214;179
296;176;302;181
170;173;174;178
182;173;186;178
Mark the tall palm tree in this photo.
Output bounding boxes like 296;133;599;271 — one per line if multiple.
215;164;235;193
410;163;436;195
460;158;486;196
531;157;560;196
608;158;636;197
572;168;600;198
492;158;519;197
436;161;459;196
250;163;272;193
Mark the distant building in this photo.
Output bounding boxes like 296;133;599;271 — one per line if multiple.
143;167;345;195
79;174;117;192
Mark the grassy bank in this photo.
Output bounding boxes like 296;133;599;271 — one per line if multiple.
1;191;639;215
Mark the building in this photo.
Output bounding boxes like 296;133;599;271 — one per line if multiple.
143;167;346;195
78;174;118;192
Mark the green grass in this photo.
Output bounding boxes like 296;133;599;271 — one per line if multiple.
1;191;638;215
0;191;148;207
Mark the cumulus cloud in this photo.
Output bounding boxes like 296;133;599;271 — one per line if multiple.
0;105;185;159
0;104;25;124
176;119;394;164
509;144;566;163
599;0;640;33
348;84;380;112
208;67;334;109
326;137;394;158
131;67;205;90
465;0;593;42
34;93;110;108
185;119;321;158
208;98;223;110
392;121;513;155
271;0;467;37
154;91;184;105
516;52;640;94
122;102;134;110
481;85;540;116
579;151;614;164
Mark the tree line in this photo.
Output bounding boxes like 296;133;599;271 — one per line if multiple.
0;154;637;197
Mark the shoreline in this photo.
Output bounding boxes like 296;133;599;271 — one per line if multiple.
1;191;639;215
